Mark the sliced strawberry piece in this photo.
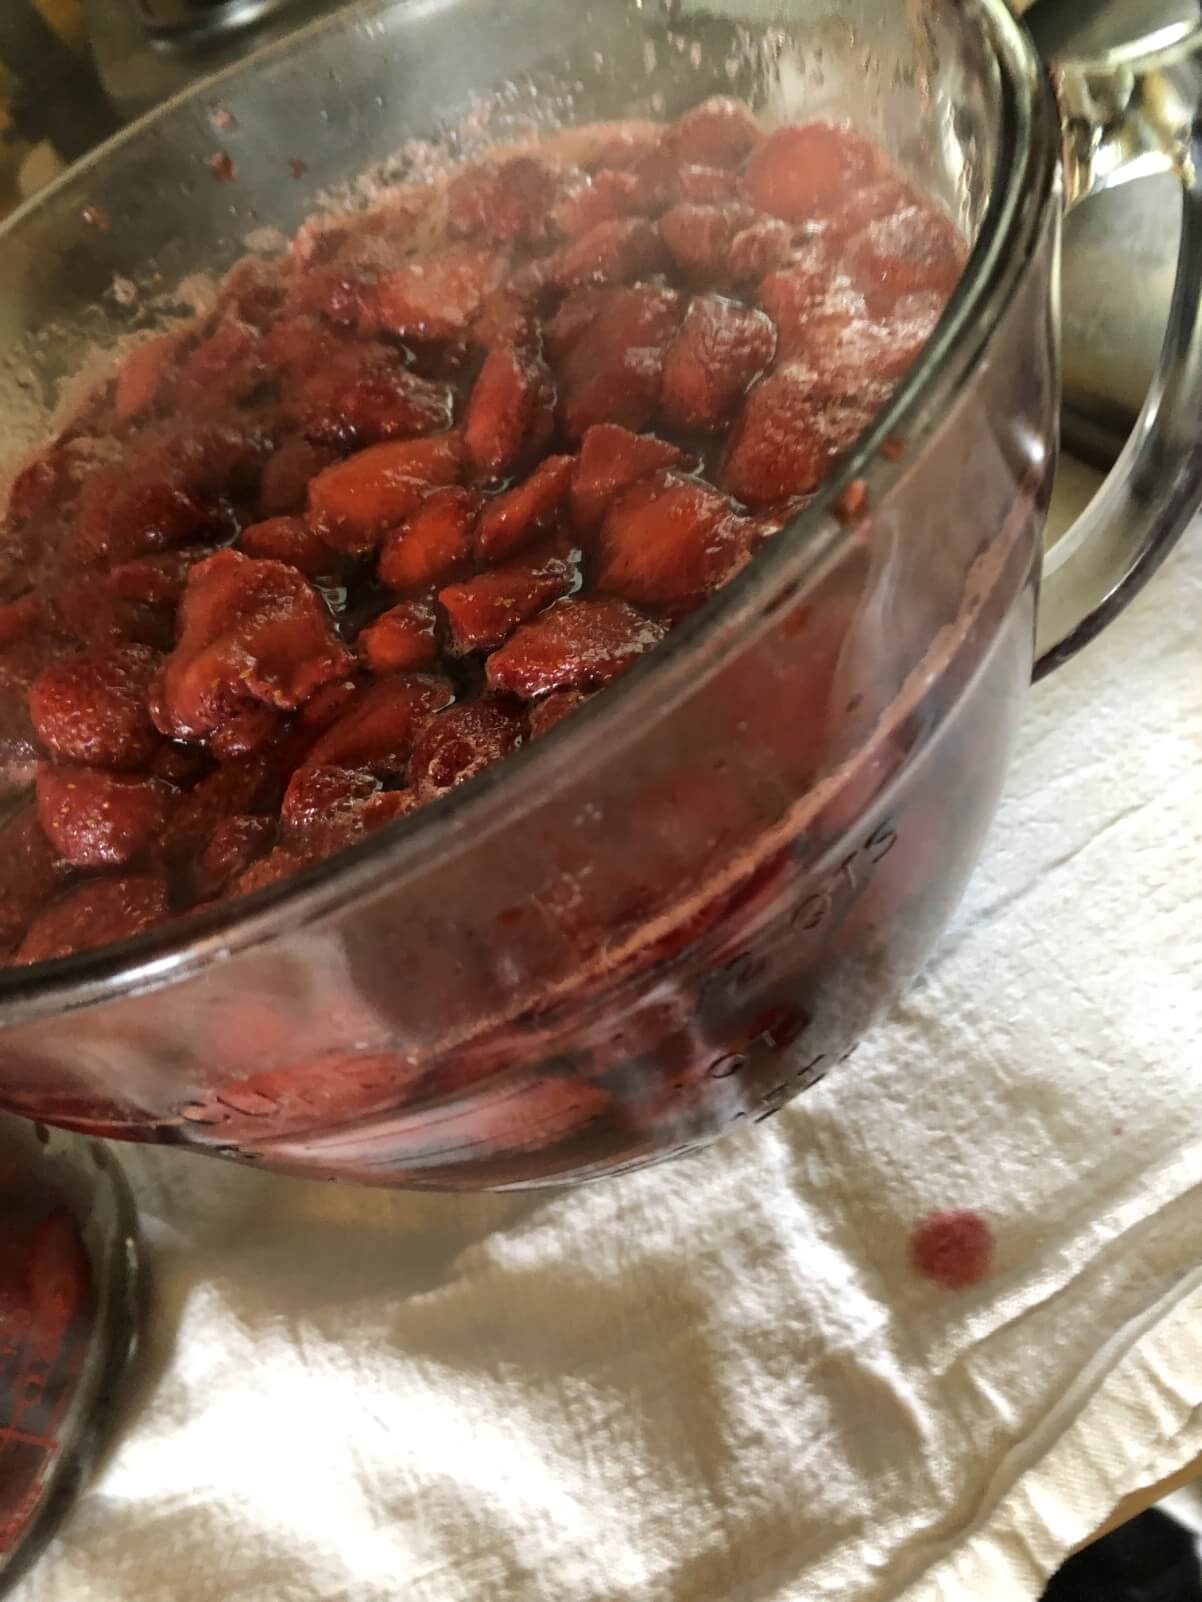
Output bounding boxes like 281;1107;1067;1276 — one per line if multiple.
843;206;965;310
260;437;336;518
555;284;682;441
280;762;380;838
528;686;590;737
741;121;880;223
30;643;162;770
195;812;276;896
551;170;645;237
658;203;754;281
439;543;577;653
660;295;776;431
304;673;453;773
486;596;664;698
721;363;879;507
570;424;685;537
447;155;560;246
727;216;794;283
687;156;743;199
476;455;574;562
596;470;757;606
239;516;335;578
378;487;479;592
151;549;353;749
175;317;266;408
114;332;179;424
228;842;317;898
547;218;666;291
357;598;439;672
463;341;556;482
756;251;836;353
16;874;169;965
543;286;619;363
307;433;464;553
283;773;419;860
36;762;177;869
584;121;664;173
71;472;212;566
409;699;525;801
358;247;507;341
668;97;762;168
0;806;67;955
299;678;357;730
161;744;292;858
108;548;216;608
303;369;454;449
469;285;540;351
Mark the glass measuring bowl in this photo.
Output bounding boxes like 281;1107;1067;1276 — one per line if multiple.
0;0;1197;1188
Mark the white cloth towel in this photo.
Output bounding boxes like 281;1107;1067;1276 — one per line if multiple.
15;466;1202;1602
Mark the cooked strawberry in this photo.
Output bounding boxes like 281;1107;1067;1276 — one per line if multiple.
160;745;292;859
486;596;664;698
260;437;336;517
36;763;176;869
357;246;507;341
727;216;794;283
228;842;317;898
303;369;455;448
195;812;276;895
543;286;619;362
0;806;67;955
71;472;212;566
114;332;179;424
280;762;380;838
151;549;353;750
446;155;560;246
676;164;739;203
595;471;757;605
570;424;685;537
307;433;464;553
30;643;162;770
741;121;881;223
528;686;590;736
357;598;439;672
469;285;540;350
378;487;479;591
843;206;965;310
756;252;840;356
304;673;453;773
721;363;880;507
298;678;357;730
108;548;216;608
659;203;754;281
463;341;556;481
476;455;574;562
439;543;577;653
172;317;265;414
555;284;682;440
547;217;666;290
660;295;776;431
667;97;762;168
551;170;645;237
16;874;169;964
239;516;335;578
585;121;664;173
284;772;419;859
409;699;525;800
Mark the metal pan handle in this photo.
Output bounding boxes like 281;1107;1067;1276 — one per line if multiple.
1036;19;1202;676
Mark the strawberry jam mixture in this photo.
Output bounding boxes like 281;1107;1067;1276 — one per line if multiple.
0;101;965;969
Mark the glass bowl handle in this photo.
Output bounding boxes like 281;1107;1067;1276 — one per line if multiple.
1035;20;1202;678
